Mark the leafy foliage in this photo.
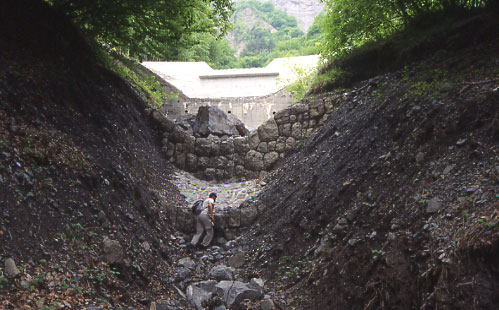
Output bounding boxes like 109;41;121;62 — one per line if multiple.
277;64;318;103
109;53;180;108
320;0;491;58
269;16;324;60
178;34;239;69
230;0;324;68
44;0;233;60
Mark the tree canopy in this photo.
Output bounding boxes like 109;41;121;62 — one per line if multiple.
46;0;233;60
320;0;493;58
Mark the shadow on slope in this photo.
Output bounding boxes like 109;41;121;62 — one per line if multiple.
0;1;186;308
242;33;498;309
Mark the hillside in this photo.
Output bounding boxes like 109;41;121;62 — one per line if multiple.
1;1;498;310
237;22;499;308
235;0;324;32
226;0;323;67
0;2;188;309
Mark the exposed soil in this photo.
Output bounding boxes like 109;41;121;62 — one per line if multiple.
238;36;499;309
0;1;188;309
0;1;498;310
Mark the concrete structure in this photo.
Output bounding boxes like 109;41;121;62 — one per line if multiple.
184;92;290;130
150;93;336;182
143;55;320;129
142;55;319;99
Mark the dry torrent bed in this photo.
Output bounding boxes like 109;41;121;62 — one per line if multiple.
171;169;266;211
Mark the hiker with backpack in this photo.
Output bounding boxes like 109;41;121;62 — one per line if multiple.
190;192;217;248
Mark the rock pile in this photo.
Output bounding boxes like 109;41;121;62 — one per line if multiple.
151;98;336;181
151;241;274;310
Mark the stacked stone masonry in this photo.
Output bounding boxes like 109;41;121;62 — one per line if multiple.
151;94;337;182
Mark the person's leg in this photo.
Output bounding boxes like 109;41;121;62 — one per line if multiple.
200;214;214;247
190;215;204;246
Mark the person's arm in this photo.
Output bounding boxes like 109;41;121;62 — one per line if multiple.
208;201;215;223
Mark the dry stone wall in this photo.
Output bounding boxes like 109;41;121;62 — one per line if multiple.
151;94;337;182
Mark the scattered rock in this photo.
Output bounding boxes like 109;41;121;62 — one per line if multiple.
348;238;359;246
178;257;196;270
102;237;126;265
387;232;396;241
442;164;456;175
186;280;217;310
228;251;246;268
209;265;234;281
456;138;467;146
415;152;425;163
426;197;443;214
173;267;191;282
216;279;264;307
4;258;20;278
261;298;275;310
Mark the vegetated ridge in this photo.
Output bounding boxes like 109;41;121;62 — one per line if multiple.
225;0;324;68
234;0;324;32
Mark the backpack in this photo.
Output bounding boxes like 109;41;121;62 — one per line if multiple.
191;200;204;215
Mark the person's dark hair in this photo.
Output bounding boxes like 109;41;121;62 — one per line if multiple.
209;192;217;198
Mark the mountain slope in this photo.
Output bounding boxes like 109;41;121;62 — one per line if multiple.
0;1;187;308
239;20;499;309
236;0;324;32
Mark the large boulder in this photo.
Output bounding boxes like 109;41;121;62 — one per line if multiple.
187;280;218;310
193;106;239;137
258;119;279;142
195;138;212;156
103;237;126;265
185;153;198;172
291;122;303;139
4;258;20;278
248;130;260;150
209;265;234;281
233;137;250;153
245;150;264;171
227;113;249;136
216;279;264;307
175;114;196;134
219;137;234;155
240;204;259;226
151;110;175;132
170;125;188;143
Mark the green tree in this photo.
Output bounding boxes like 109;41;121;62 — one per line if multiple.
46;0;233;60
320;0;491;59
179;34;238;69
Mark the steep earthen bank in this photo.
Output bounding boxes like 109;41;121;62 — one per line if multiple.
237;37;499;309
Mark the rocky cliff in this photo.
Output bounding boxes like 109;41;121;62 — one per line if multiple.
236;0;324;32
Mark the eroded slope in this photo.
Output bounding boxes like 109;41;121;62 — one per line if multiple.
242;38;499;309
